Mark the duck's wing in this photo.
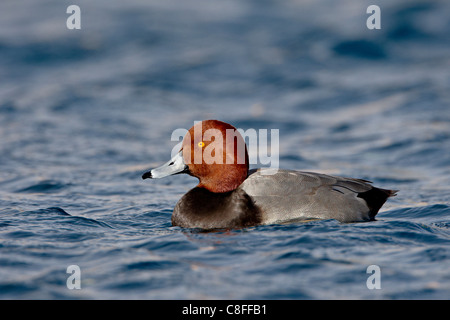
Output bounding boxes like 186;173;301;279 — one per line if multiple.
240;169;396;223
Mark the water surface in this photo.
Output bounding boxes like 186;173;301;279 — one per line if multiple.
0;0;449;299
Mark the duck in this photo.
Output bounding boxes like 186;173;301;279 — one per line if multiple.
142;120;397;229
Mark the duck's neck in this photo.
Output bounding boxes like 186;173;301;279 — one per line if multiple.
197;165;248;193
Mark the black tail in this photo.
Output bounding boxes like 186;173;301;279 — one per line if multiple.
357;187;398;220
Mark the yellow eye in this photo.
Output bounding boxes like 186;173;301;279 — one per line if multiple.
198;141;205;148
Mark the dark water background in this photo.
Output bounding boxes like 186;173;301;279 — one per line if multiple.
0;0;449;299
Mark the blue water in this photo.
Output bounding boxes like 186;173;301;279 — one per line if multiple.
1;0;450;299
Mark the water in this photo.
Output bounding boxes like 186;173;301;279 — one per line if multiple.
1;0;449;299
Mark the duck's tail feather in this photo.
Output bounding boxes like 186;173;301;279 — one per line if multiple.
357;187;398;220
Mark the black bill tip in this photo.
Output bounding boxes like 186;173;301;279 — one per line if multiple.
142;171;152;180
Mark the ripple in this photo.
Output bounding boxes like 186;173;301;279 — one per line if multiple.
332;40;386;59
16;180;71;194
21;207;113;229
125;260;180;271
2;230;35;239
389;204;450;220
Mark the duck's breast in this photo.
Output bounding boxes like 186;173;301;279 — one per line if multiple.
172;186;262;229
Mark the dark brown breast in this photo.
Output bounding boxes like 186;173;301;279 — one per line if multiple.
172;187;262;229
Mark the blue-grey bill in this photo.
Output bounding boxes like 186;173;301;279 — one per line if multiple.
142;151;188;179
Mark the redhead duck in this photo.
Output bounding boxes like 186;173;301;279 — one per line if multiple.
142;120;397;229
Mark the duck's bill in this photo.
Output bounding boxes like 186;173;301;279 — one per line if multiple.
142;151;189;179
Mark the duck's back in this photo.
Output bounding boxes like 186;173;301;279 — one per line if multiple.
239;169;396;224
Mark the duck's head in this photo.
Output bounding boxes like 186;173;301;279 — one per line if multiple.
142;120;249;193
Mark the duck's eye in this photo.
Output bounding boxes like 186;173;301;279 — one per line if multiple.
198;141;205;148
